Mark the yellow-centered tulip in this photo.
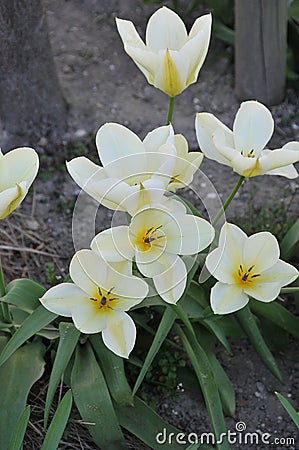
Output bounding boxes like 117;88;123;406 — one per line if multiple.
0;147;39;219
116;6;211;97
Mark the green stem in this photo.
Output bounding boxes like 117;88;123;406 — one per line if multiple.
212;175;245;226
0;257;11;324
280;287;299;294
166;96;175;124
170;303;196;338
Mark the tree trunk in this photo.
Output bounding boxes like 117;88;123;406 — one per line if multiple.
235;0;288;106
0;0;67;149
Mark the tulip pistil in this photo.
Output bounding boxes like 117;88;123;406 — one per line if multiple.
240;149;255;158
236;264;260;285
135;225;164;251
90;286;117;312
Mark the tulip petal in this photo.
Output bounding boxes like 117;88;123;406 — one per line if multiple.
40;283;88;316
154;48;187;97
70;249;109;294
143;124;173;154
120;45;157;84
206;223;247;283
153;255;187;304
91;226;134;262
233;101;274;154
259;146;299;172
0;147;39;190
146;6;187;52
243;232;279;273
210;282;249;314
230;153;262;177
183;26;211;85
115;18;146;50
96;122;146;167
0;182;27;219
195;113;234;165
244;259;298;302
103;310;136;358
164;214;214;255
265;164;298;179
135;247;169;278
72;303;107;334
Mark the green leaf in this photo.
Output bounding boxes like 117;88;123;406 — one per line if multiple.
133;306;176;395
197;327;235;417
280;219;299;260
9;306;59;340
71;342;126;449
133;256;201;396
89;335;133;406
0;305;57;367
275;392;299;428
41;390;73;450
175;325;229;450
2;278;45;312
178;196;203;218
116;396;191;450
44;323;80;428
250;299;299;340
236;305;282;382
185;283;231;353
0;340;45;450
213;20;234;46
8;406;30;450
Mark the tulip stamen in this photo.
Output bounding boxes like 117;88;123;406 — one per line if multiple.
236;264;260;284
90;286;118;311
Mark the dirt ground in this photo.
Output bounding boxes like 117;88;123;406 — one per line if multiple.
1;0;299;448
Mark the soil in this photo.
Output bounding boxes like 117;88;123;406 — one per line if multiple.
1;0;299;449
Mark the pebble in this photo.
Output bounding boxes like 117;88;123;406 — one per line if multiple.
256;381;265;392
74;129;87;138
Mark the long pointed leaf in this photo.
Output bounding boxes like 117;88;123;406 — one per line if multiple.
0;305;57;367
236;305;282;381
0;341;45;449
116;396;204;450
133;306;176;395
280;219;299;260
89;335;133;406
8;406;30;450
44;323;80;428
2;278;45;311
175;325;229;450
250;299;299;340
71;341;126;449
275;392;299;428
196;326;235;417
41;390;73;450
133;257;201;395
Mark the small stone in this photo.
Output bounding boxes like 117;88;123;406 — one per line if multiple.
37;136;48;147
256;382;265;392
62;64;72;74
74;129;87;138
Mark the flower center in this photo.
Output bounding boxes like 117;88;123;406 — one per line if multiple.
136;225;165;252
236;264;261;285
89;286;117;312
241;149;255;158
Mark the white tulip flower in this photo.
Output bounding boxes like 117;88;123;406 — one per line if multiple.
195;101;299;178
0;147;39;219
67;123;203;213
116;6;211;97
91;202;214;304
206;223;298;314
40;249;149;358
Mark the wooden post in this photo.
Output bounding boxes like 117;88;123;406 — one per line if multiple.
235;0;288;106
